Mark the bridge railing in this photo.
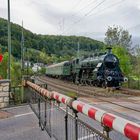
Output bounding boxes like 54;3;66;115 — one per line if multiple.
25;81;140;140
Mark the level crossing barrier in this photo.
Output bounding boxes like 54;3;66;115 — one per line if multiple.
26;81;140;140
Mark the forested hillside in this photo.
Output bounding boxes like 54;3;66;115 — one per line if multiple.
0;17;104;62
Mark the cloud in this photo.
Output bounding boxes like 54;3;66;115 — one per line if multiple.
65;0;140;39
0;0;140;40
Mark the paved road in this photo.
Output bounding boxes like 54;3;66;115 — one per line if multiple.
0;104;133;140
0;105;53;140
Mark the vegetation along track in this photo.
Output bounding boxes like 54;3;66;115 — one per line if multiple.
35;76;140;113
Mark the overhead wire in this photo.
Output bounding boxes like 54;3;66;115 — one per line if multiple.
62;0;126;35
72;0;85;10
88;0;126;17
70;0;98;19
84;0;107;16
62;0;107;34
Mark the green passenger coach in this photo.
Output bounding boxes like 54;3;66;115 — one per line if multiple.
46;61;71;76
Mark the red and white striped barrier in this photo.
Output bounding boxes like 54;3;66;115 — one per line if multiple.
52;91;73;106
72;100;140;140
26;81;51;98
26;81;140;140
26;81;73;105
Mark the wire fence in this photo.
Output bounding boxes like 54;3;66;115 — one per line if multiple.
127;77;140;89
27;85;110;140
10;86;23;104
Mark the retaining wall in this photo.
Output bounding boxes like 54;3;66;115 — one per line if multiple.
0;80;10;108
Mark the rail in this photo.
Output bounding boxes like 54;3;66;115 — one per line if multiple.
26;81;140;140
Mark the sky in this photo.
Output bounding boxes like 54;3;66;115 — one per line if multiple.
0;0;140;41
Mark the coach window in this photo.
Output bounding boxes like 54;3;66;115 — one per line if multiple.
76;59;79;64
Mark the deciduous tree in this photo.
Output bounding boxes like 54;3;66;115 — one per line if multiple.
105;26;132;49
112;46;132;75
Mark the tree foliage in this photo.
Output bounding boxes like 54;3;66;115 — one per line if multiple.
0;52;21;86
0;52;8;79
132;46;140;77
0;17;104;63
112;46;132;75
105;25;132;49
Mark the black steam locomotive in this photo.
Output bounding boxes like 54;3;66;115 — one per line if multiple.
46;48;127;88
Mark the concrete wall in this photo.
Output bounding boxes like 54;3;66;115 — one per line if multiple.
0;80;10;108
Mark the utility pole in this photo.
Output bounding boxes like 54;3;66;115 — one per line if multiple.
26;47;29;78
76;41;80;86
21;21;24;103
21;20;24;74
7;0;11;106
77;42;80;59
8;0;11;80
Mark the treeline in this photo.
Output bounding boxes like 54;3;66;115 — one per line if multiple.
0;17;104;63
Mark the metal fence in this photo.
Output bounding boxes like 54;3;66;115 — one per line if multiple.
121;76;140;90
27;86;110;140
127;77;140;89
10;86;23;105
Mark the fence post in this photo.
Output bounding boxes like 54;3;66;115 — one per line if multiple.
74;110;78;140
43;98;47;130
65;105;68;140
138;75;140;89
38;97;41;127
45;84;48;89
13;88;15;104
49;99;52;137
103;126;111;138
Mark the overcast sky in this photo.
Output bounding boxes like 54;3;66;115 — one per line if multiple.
0;0;140;41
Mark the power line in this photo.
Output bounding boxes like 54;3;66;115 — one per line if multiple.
62;0;107;34
70;0;97;19
62;0;126;35
84;0;107;16
72;0;85;10
88;0;126;17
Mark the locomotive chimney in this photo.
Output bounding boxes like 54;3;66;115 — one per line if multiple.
106;47;112;54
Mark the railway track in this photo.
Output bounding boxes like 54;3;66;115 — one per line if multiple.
38;76;140;97
35;76;140;113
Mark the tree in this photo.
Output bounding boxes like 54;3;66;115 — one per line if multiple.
112;46;132;75
0;52;22;86
105;25;132;49
0;17;104;61
0;52;8;79
134;44;140;56
132;45;140;77
11;62;22;86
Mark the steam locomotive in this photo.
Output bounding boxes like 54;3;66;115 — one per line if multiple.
46;48;127;88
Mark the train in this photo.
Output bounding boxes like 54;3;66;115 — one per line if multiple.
46;48;128;88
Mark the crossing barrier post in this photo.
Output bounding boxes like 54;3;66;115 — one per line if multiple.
65;106;68;140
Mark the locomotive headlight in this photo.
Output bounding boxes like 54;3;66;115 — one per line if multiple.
124;77;128;82
107;76;112;81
